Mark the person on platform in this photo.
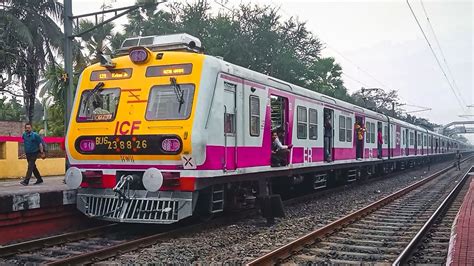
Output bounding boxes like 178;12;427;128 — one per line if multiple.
271;130;293;166
20;123;45;186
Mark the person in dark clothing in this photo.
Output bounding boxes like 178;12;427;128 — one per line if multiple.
355;120;365;160
324;113;332;162
455;150;462;170
20;123;45;186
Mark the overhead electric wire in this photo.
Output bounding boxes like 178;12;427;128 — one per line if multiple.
342;73;370;87
406;0;466;111
419;0;466;106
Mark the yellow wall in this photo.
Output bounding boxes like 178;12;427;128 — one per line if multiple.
0;141;65;179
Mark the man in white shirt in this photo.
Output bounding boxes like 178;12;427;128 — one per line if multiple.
271;130;293;166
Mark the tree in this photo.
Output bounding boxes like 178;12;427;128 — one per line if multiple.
0;0;63;123
0;96;23;121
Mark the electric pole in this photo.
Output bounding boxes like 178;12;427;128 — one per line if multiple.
62;0;166;133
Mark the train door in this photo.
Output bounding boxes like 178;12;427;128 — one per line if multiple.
323;108;334;162
223;81;239;171
430;135;433;154
377;122;382;158
270;95;290;165
414;131;418;155
405;129;409;156
355;116;364;159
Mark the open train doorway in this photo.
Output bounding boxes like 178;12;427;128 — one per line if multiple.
355;116;364;159
323;108;334;162
377;122;382;159
405;129;409;156
270;95;290;166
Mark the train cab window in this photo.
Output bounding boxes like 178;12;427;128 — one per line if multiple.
249;95;260;136
297;106;307;139
146;84;195;120
309;108;318;140
77;88;120;122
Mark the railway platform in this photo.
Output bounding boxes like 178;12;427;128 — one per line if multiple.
0;176;85;245
448;169;474;266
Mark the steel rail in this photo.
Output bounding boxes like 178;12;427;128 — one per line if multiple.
392;165;474;265
44;219;225;265
246;157;472;265
0;224;118;257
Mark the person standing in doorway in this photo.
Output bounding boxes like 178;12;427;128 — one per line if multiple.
324;113;332;162
20;123;45;186
355;120;366;160
377;128;383;159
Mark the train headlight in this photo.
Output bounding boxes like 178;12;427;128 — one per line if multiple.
129;47;150;64
142;168;163;192
65;167;83;189
161;138;181;152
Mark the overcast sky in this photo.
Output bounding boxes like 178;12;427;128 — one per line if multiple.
70;0;473;139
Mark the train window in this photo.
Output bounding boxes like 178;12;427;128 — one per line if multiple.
249;95;260;136
423;135;427;146
297;106;307;139
76;88;120;122
365;122;370;143
410;132;414;145
145;84;195;120
370;123;375;143
339;116;346;142
309;108;318;140
224;113;235;134
345;117;352;142
383;125;388;144
365;122;375;143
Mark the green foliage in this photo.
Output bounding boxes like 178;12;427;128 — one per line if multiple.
0;97;23;121
0;0;64;123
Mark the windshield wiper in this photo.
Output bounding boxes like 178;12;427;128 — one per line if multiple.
170;77;185;113
85;82;105;104
83;82;105;118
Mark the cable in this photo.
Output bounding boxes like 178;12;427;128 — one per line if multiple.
342;73;370;87
419;0;466;105
406;0;466;111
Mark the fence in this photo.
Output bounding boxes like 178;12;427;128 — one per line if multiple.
0;136;66;179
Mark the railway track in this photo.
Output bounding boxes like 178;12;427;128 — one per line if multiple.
248;161;473;265
0;159;466;264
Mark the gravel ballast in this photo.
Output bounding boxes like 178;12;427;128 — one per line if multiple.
108;160;468;264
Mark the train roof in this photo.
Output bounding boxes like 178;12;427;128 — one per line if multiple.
206;54;455;139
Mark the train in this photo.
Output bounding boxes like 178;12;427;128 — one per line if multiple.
65;33;470;224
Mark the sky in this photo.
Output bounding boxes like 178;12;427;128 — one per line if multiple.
69;0;473;140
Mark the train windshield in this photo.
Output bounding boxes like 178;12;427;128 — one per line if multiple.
76;88;120;122
146;84;195;120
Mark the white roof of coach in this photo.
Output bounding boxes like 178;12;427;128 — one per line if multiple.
207;54;453;139
118;33;202;53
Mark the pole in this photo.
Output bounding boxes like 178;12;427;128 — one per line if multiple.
64;0;74;133
392;102;395;117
